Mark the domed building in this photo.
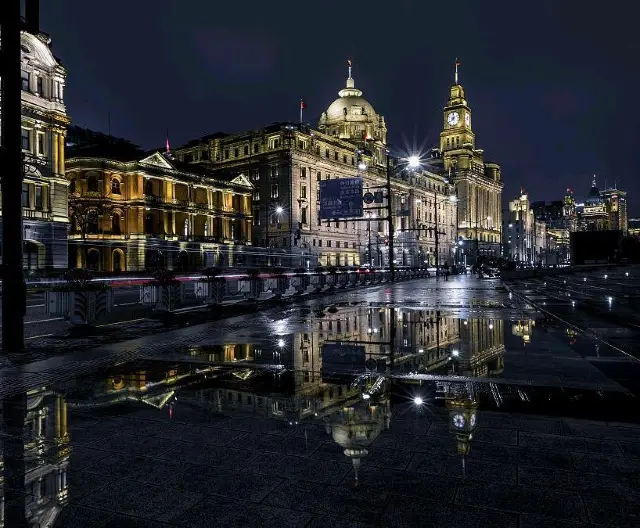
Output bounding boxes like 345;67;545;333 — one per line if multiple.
580;176;609;231
318;62;387;162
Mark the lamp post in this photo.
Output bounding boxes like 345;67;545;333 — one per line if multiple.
386;153;395;282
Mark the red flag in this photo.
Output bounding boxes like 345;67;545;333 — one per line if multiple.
300;99;307;110
455;59;460;67
347;59;352;67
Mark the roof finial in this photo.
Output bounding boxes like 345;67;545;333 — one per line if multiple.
455;58;460;85
347;59;352;79
592;174;597;187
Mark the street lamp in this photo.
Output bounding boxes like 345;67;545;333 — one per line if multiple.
407;155;421;169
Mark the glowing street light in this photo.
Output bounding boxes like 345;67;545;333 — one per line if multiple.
277;338;285;348
275;206;284;215
407;155;420;169
449;195;458;203
358;161;367;170
413;396;424;406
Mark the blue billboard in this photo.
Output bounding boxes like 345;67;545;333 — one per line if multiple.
319;177;363;220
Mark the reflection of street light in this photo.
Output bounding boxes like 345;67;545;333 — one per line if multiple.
413;396;424;406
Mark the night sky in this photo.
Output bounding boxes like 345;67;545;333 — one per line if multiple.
42;0;639;213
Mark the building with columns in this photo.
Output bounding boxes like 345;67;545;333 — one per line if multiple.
65;146;253;272
176;64;457;268
10;30;70;271
429;62;503;264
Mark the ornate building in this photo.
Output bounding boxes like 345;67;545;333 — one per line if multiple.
601;186;628;234
579;176;609;231
503;192;546;264
10;30;70;271
176;64;457;268
65;146;253;271
430;62;503;263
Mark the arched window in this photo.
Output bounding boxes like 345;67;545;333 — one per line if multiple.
87;175;98;192
111;178;121;195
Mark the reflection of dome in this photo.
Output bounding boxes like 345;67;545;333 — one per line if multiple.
318;62;387;146
585;175;603;206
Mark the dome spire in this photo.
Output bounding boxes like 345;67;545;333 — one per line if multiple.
455;58;460;85
338;59;362;98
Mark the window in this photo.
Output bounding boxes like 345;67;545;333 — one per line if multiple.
234;148;239;157
252;169;260;181
268;137;280;149
334;152;338;160
336;241;340;248
36;76;43;95
253;143;259;154
112;214;121;234
316;188;320;201
253;191;260;201
35;186;43;210
315;146;320;155
316;171;321;182
243;145;249;155
184;219;189;236
301;207;308;225
37;133;45;155
201;150;209;160
21;183;29;208
88;175;99;192
325;149;329;158
317;210;321;226
111;179;121;194
301;186;307;199
301;167;307;178
224;149;229;159
343;155;347;163
21;71;30;91
21;128;30;151
87;210;99;234
271;184;279;199
327;240;332;247
144;179;152;196
69;179;76;193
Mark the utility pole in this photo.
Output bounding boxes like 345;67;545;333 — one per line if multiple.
386;153;395;282
0;0;27;352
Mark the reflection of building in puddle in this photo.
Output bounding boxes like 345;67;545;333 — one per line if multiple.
0;389;69;527
457;319;505;377
324;378;391;486
512;320;536;345
444;387;478;476
183;340;295;368
294;306;461;375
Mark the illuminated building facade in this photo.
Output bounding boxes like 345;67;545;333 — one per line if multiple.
176;65;457;267
9;30;70;270
65;148;253;271
433;62;503;263
600;186;628;234
503;193;546;263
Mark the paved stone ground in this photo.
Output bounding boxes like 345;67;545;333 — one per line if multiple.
53;400;640;527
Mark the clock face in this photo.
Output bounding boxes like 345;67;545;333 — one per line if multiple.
453;414;466;428
465;113;470;127
447;112;460;126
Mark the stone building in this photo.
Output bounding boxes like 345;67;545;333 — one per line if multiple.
65;146;253;272
600;186;628;234
428;62;503;263
10;30;70;271
176;64;457;268
578;176;609;232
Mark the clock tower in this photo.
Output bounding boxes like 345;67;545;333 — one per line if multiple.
437;59;503;264
440;60;475;153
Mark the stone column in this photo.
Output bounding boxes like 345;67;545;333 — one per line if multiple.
58;133;65;175
52;132;59;175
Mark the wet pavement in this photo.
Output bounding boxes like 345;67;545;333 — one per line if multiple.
1;275;639;527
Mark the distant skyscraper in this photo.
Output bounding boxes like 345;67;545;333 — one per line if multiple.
600;186;628;234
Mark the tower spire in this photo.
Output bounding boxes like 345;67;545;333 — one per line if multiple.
347;58;352;79
455;58;460;85
592;174;597;187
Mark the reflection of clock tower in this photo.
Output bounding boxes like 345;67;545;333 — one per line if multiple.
439;60;503;264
